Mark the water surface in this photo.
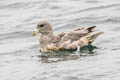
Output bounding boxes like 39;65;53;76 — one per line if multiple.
0;0;120;80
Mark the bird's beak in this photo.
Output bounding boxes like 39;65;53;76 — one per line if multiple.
32;29;40;36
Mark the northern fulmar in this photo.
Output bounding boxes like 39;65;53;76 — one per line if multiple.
32;20;103;53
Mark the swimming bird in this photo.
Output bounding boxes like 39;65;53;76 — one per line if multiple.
32;20;103;52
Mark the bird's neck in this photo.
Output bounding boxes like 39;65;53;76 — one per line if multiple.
39;31;55;49
40;31;54;43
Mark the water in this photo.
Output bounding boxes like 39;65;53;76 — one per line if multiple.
0;0;120;80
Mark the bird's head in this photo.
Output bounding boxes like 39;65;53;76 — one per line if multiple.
32;20;53;36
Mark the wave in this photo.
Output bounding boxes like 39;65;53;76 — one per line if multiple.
0;31;32;40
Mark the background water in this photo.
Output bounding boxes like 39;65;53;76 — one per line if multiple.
0;0;120;80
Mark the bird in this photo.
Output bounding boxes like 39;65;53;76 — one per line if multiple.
32;20;103;53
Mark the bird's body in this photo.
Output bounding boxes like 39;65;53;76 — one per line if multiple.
32;21;103;52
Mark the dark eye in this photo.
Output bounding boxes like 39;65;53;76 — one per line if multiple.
39;24;44;27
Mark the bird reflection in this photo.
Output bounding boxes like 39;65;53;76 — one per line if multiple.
39;45;97;63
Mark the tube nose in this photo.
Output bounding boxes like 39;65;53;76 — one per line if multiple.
32;29;40;36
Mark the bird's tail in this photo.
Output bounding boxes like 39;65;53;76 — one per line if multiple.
86;32;104;44
87;26;96;32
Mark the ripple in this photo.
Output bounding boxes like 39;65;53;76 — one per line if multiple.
0;31;32;40
64;76;80;80
65;3;120;17
112;26;120;31
85;0;100;3
0;2;35;10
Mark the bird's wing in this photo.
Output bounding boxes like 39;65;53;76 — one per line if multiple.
58;26;96;43
65;31;104;49
52;32;67;43
57;26;97;49
51;26;97;50
73;26;96;35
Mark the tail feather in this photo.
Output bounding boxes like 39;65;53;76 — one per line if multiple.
86;32;104;43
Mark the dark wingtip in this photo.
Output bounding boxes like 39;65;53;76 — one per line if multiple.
88;26;96;32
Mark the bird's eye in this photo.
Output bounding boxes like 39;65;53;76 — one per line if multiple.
39;24;44;27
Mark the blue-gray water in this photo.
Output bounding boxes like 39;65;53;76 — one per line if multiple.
0;0;120;80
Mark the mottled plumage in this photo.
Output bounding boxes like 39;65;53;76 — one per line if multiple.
32;20;103;52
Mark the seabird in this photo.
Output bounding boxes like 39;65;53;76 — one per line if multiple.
32;20;103;52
